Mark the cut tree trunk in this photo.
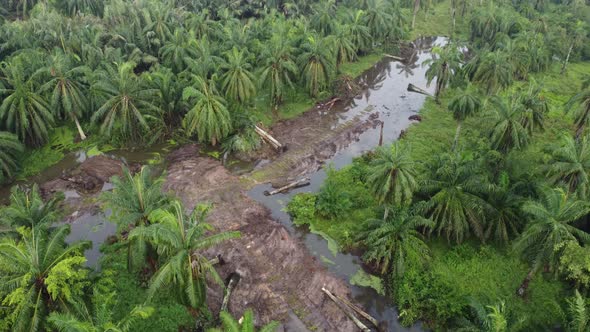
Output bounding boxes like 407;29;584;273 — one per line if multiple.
321;287;371;332
407;83;433;97
254;125;283;151
561;43;574;75
74;116;87;140
332;292;380;329
384;54;405;62
516;269;535;297
264;177;311;196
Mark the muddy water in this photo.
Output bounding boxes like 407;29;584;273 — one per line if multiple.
247;36;446;331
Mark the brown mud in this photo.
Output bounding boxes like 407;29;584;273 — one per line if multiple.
164;145;359;331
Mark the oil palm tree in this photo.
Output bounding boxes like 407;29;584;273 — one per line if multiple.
0;131;23;182
160;29;197;73
488;97;530;153
423;44;463;100
473;51;513;95
547;134;590;199
259;36;298;109
561;20;587;75
367;142;418;220
48;286;154;332
298;35;335;98
0;225;91;332
40;51;90;140
345;9;371;53
565;88;590;139
514;188;590;296
208;309;279;332
485;176;524;244
101;166;168;270
357;207;433;276
419;152;491;244
448;87;482;150
130;200;240;309
0;58;54;147
517;81;549;135
182;75;232;146
1;184;63;228
329;23;357;69
91;62;162;142
220;47;257;103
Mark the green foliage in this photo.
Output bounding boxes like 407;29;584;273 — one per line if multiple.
557;241;590;290
0;131;23;183
0;225;91;332
207;309;279;332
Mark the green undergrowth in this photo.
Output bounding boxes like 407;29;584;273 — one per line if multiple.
99;243;198;331
395;241;566;327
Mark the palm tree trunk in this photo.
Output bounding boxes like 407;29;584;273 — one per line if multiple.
450;0;457;32
561;42;574;75
412;0;420;29
452;121;462;150
461;0;467;17
383;206;390;221
73;116;87;140
516;268;535;297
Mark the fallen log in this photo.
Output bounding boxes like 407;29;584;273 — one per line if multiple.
332;292;380;330
383;54;405;62
221;273;240;313
264;177;310;196
407;83;432;97
322;287;371;332
324;97;341;110
254;125;283;151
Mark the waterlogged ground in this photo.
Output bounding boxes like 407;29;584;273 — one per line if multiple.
0;37;443;331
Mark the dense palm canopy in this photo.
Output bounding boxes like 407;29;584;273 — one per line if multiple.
130;200;240;308
0;225;91;332
358;207;433;276
259;36;298;108
565;88;590;138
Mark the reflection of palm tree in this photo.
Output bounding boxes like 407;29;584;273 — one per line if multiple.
396;51;419;78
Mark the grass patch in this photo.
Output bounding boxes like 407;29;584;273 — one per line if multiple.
407;0;470;40
339;53;384;78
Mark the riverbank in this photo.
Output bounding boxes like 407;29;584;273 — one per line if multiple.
285;53;590;328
